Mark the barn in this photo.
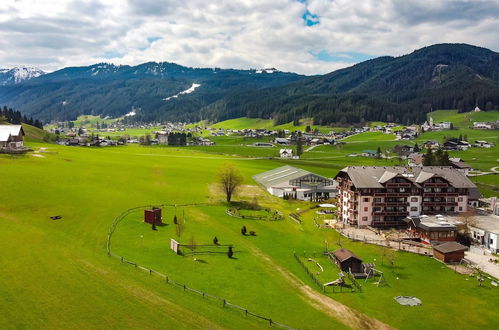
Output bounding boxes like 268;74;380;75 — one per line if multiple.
433;241;468;263
0;125;25;151
332;248;363;273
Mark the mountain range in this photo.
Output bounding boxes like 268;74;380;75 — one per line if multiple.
1;43;499;124
0;66;45;85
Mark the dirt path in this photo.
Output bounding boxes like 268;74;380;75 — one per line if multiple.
249;247;393;330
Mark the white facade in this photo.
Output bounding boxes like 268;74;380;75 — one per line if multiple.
279;149;293;158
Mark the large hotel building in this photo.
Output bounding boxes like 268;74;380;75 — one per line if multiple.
335;166;480;227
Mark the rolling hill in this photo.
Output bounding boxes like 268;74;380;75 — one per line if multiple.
0;62;303;123
2;43;499;125
202;44;499;125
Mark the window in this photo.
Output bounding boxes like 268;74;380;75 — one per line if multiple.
410;207;418;211
490;238;494;245
364;207;368;212
374;198;381;203
411;197;418;202
459;207;463;211
458;197;463;202
363;197;369;202
362;217;368;221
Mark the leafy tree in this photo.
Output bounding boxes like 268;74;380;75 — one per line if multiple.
218;163;244;202
241;225;247;236
213;236;219;245
296;138;303;157
227;246;233;258
305;125;311;133
413;143;420;152
376;147;382;159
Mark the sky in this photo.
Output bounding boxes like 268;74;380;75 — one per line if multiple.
1;0;499;75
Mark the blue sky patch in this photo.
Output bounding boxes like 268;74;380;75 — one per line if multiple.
313;50;374;63
101;51;125;59
302;10;319;26
147;36;161;43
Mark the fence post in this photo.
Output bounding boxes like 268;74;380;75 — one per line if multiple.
269;319;272;326
223;299;226;307
183;284;186;291
121;256;123;263
245;309;248;316
166;276;169;283
149;269;152;275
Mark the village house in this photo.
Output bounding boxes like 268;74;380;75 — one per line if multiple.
0;125;25;152
335;166;479;228
473;121;497;130
253;165;337;201
273;137;290;145
407;153;424;166
448;157;473;175
474;140;495;148
279;148;293;159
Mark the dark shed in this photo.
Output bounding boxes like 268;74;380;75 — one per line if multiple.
332;248;363;273
433;242;468;263
144;207;162;225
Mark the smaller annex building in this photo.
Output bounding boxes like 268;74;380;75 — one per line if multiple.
433;241;468;263
253;165;337;201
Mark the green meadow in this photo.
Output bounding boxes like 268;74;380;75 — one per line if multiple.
2;110;499;329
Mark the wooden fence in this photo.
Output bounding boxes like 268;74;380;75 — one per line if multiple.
107;203;296;330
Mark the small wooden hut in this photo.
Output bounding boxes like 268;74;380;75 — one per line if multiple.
144;207;162;225
433;242;468;263
332;248;363;273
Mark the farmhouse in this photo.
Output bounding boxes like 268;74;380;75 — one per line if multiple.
449;157;473;175
331;248;363;273
253;165;337;201
279;148;293;158
433;241;468;263
0;124;25;152
403;215;458;245
335;166;479;228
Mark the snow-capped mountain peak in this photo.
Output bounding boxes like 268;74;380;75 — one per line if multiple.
0;66;45;85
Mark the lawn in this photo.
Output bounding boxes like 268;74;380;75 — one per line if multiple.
2;137;498;329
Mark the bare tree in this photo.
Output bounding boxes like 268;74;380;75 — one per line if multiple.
458;211;478;236
218;163;244;202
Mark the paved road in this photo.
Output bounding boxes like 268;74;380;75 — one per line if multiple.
464;251;499;279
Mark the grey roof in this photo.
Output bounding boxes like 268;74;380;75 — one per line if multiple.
433;241;468;254
335;166;476;189
404;216;457;231
253;165;330;189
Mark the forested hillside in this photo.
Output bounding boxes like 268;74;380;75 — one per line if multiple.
202;44;499;125
1;44;499;125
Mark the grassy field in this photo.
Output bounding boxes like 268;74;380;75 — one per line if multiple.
1;129;498;329
2;112;499;329
209;117;340;134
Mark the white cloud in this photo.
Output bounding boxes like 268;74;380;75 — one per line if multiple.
0;0;498;75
